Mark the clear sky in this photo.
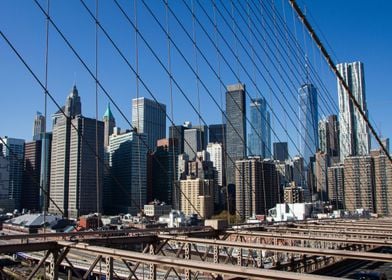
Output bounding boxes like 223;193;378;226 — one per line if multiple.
1;0;391;154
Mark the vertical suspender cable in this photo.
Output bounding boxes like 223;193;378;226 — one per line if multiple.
95;0;101;228
165;0;177;210
43;0;50;240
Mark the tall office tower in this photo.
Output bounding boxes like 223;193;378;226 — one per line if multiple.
109;129;147;215
151;138;179;205
318;115;339;160
298;84;318;165
327;164;345;209
235;157;278;220
291;156;305;188
273;142;289;162
177;154;189;180
65;85;82;117
179;176;214;219
0;154;11;211
40;132;52;211
275;160;292;191
103;103;115;148
184;127;204;160
33;112;45;141
132;97;166;151
344;155;374;212
337;62;370;161
206;143;223;187
22;140;42;211
225;84;247;186
68;116;104;218
248;97;271;158
315;151;329;201
169;125;185;154
209;124;226;145
1;137;25;210
49;86;81;216
49;86;104;218
371;150;392;216
194;125;208;149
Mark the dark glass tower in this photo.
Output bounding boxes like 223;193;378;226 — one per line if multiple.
225;84;246;186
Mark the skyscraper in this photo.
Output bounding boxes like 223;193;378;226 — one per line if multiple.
318;115;339;160
184;127;204;160
68;116;104;218
273;142;289;162
33;111;45;141
22;140;42;211
108;130;147;215
132;97;166;151
337;62;370;161
235;157;278;220
103;103;115;148
49;86;104;218
371;150;392;216
209;124;226;145
327;163;344;209
248;97;271;158
40;132;52;211
225;83;247;186
169;125;185;154
151;138;179;205
344;155;374;212
1;137;25;209
206;143;224;187
0;154;11;211
298;84;318;165
64;85;82;117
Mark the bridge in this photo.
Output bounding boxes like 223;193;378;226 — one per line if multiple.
1;218;392;279
1;0;391;279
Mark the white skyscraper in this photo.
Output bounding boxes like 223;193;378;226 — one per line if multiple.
206;143;223;187
132;97;166;151
337;62;370;161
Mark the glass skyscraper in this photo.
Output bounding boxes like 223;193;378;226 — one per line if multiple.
248;97;271;158
298;83;319;165
132;97;166;151
225;83;246;186
337;61;370;162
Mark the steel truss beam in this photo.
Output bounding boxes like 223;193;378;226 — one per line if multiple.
226;230;392;246
157;235;392;263
58;241;341;280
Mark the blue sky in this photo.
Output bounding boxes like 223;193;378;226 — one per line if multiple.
1;0;391;155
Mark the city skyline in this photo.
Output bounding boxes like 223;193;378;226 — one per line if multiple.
0;1;391;153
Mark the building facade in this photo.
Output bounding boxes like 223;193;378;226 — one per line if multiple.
344;156;374;212
108;130;147;215
33;111;45;141
327;164;345;209
225;84;247;186
179;176;214;219
248;97;271;158
337;62;370;161
103;103;115;149
1;137;25;210
22;140;42;211
132;97;166;151
235;157;278;220
273;142;288;162
298;84;318;165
